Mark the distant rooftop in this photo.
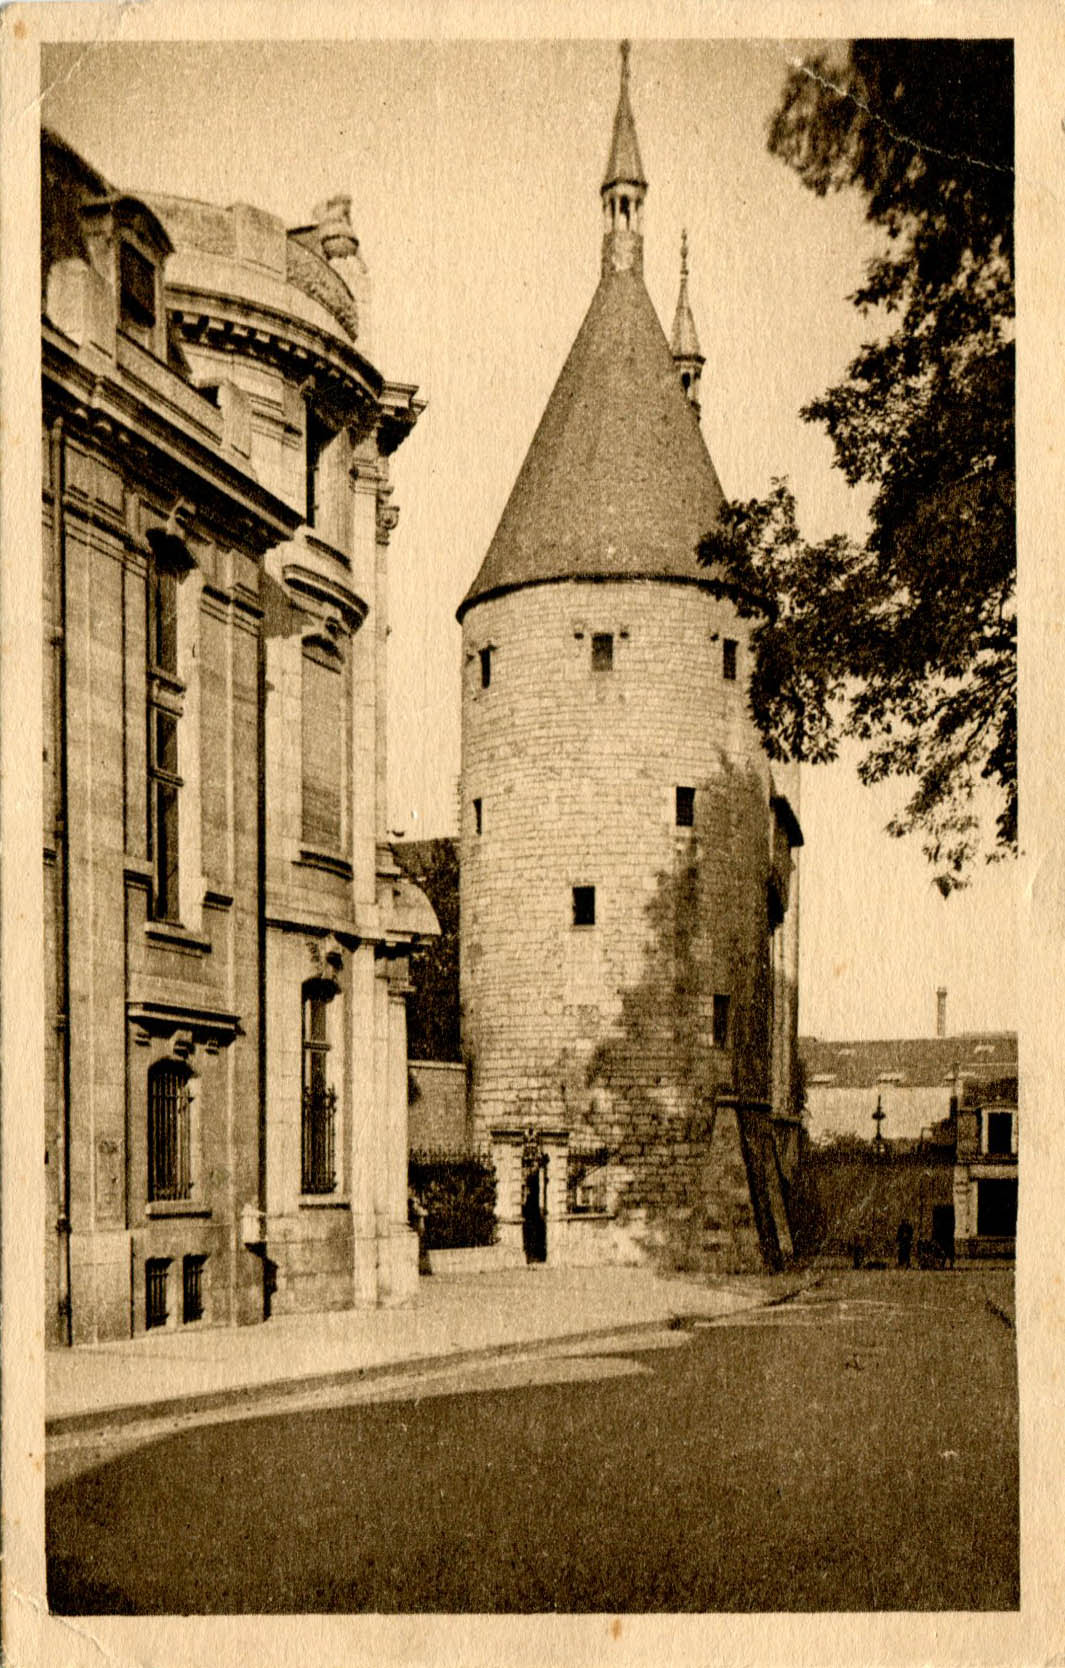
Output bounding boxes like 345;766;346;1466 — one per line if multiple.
800;1033;1017;1091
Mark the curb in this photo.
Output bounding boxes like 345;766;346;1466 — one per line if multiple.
46;1303;758;1441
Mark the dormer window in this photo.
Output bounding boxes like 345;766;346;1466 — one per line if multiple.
119;241;157;348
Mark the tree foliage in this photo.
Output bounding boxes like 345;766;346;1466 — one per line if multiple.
700;41;1014;890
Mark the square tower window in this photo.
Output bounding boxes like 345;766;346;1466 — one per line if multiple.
572;886;596;927
473;798;483;836
723;639;738;681
591;633;614;672
479;647;493;688
676;786;695;827
712;994;731;1048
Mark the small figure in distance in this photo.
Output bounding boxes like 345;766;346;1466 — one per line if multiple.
896;1219;914;1269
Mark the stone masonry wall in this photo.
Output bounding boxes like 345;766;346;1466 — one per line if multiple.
460;578;781;1268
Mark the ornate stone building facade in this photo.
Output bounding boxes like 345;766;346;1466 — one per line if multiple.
458;47;802;1270
42;130;433;1346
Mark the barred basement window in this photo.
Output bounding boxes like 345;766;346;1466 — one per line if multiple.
145;1257;170;1330
301;641;344;850
676;786;695;827
182;1254;206;1323
148;1060;192;1202
712;994;731;1049
572;885;596;927
591;632;614;672
302;980;337;1194
723;638;738;681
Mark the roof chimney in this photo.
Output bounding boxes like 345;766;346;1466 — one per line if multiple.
936;987;947;1038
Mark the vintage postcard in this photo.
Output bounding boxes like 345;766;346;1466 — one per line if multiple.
1;1;1062;1663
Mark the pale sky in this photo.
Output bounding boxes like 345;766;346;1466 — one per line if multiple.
41;36;1019;1042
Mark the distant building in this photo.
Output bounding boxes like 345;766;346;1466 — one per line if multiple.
801;1022;1018;1145
456;46;802;1272
954;1076;1018;1259
42;130;434;1346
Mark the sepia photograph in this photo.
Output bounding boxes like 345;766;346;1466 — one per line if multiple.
3;4;1060;1660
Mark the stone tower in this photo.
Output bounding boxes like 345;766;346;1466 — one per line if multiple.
457;45;802;1271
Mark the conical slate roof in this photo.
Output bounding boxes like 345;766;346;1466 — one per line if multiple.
457;264;725;620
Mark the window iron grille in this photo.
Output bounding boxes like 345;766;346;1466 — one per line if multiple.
148;1062;192;1201
182;1253;206;1323
302;1084;338;1195
145;1257;170;1330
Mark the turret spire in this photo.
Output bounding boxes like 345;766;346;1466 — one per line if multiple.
600;41;647;276
671;227;705;418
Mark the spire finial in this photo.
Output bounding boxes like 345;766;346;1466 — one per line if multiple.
671;226;705;417
600;39;647;273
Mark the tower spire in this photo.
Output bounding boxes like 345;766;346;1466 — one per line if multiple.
671;227;705;418
600;41;647;276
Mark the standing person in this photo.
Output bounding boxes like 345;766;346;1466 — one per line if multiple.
897;1219;914;1269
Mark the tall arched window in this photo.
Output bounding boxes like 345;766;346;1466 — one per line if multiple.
148;1059;192;1201
301;635;344;851
147;551;185;922
302;979;337;1194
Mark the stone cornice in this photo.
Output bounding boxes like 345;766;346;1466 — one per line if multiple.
44;325;300;556
166;288;383;436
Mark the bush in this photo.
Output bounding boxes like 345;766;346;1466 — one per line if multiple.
408;1150;497;1250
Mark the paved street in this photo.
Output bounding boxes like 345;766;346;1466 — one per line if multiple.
47;1268;1017;1613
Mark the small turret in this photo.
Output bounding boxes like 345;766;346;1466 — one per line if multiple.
601;42;647;276
670;229;705;418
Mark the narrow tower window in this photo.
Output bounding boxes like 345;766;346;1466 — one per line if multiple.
479;647;492;688
712;994;731;1049
591;633;614;672
473;797;483;836
572;886;596;927
676;786;695;827
723;639;738;681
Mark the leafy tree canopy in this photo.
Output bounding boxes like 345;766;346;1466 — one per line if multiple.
700;40;1014;891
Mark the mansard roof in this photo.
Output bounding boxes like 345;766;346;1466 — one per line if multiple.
457;264;726;619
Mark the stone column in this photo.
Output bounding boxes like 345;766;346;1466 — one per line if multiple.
372;950;419;1304
490;1128;525;1257
541;1129;570;1266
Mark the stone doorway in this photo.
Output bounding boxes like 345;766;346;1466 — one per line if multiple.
521;1141;548;1263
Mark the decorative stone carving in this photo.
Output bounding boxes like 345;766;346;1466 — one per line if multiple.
376;485;400;546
